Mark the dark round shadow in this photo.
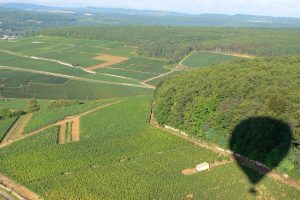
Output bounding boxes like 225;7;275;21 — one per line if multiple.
229;117;292;185
249;187;257;195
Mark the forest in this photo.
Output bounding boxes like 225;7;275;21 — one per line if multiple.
153;56;300;171
40;26;300;64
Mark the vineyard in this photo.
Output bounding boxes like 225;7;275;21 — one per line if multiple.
1;17;300;199
0;36;182;100
181;51;242;68
24;98;116;133
0;96;300;199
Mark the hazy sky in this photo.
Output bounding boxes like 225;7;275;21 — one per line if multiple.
1;0;300;18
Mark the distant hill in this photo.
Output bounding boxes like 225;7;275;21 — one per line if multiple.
0;2;300;28
0;3;63;11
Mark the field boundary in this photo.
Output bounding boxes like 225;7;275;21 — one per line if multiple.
0;65;153;89
179;50;255;68
0;173;42;200
0;49;94;74
143;68;179;84
150;113;300;191
0;117;18;143
0;100;123;148
0;114;32;144
143;64;188;84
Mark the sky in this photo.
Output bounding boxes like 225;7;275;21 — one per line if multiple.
1;0;300;18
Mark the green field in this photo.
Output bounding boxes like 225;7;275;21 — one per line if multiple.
1;26;300;200
182;52;241;68
0;117;17;142
1;80;153;100
0;36;178;100
95;68;156;81
0;96;299;199
24;98;116;133
0;36;135;67
109;57;170;74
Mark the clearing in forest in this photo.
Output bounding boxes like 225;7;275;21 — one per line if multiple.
86;54;128;71
181;51;242;68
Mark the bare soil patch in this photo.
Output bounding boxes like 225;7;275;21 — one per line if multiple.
182;168;197;176
57;123;66;144
1;101;122;149
71;117;80;142
87;54;128;71
185;194;194;199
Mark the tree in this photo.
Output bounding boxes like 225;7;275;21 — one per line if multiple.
0;84;4;97
27;98;40;113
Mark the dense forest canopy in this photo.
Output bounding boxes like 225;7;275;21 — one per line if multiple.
40;26;300;64
153;56;300;169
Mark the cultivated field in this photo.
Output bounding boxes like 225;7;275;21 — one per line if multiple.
0;28;299;200
182;51;242;68
0;96;300;199
0;36;183;99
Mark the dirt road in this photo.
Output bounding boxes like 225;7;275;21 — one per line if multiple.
0;174;42;200
0;65;153;89
71;117;80;142
151;115;300;190
0;190;15;200
0;101;123;149
0;101;123;200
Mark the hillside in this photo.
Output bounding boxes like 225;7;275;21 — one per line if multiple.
1;3;300;28
153;56;300;175
1;96;300;199
41;26;300;64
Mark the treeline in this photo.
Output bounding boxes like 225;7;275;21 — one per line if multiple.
153;56;300;170
0;8;81;37
40;26;300;64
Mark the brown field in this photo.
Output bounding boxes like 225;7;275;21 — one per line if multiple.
57;123;66;144
86;54;128;71
182;168;197;176
71;117;80;142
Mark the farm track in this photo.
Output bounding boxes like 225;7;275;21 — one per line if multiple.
0;100;123;149
143;66;181;84
0;101;123;200
107;67;154;75
71;117;80;142
150;115;300;191
0;65;154;89
0;49;94;74
0;114;32;145
0;173;42;200
0;189;15;200
0;48;157;88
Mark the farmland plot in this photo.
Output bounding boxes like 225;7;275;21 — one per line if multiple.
182;51;241;68
0;96;299;199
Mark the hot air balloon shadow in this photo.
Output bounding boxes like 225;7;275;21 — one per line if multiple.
229;117;292;193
